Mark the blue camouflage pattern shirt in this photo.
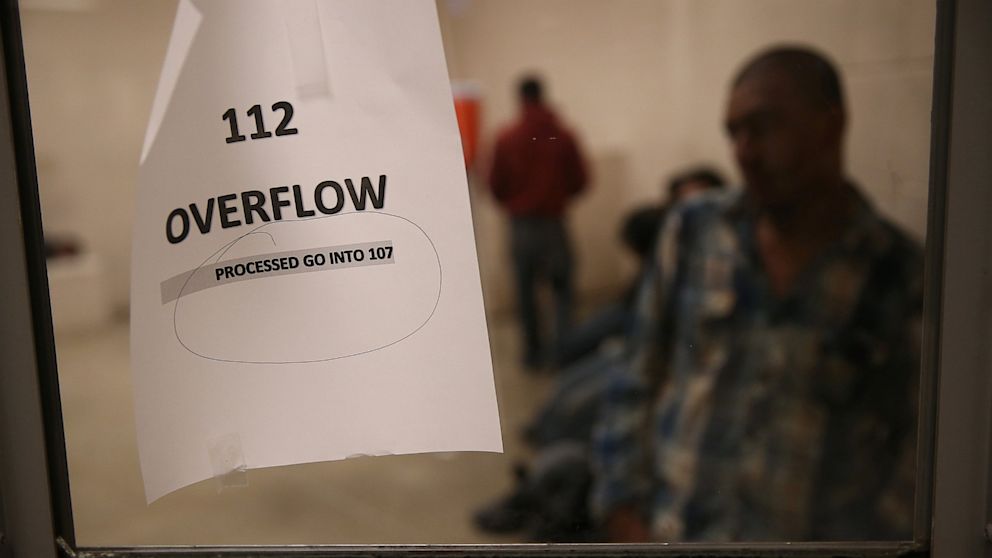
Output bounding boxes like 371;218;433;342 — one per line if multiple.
591;188;923;541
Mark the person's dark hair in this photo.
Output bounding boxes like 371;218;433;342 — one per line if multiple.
621;206;665;260
519;76;544;103
733;46;844;111
624;168;724;259
667;166;726;199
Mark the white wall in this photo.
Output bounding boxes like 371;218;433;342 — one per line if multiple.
21;0;935;315
22;0;177;313
438;0;935;311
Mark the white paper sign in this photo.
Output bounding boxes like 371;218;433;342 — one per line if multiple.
131;0;502;503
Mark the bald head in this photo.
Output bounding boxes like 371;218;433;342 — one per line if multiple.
734;46;845;113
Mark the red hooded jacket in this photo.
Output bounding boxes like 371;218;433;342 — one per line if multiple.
488;103;588;218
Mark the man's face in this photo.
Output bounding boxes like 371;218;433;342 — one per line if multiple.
724;70;841;211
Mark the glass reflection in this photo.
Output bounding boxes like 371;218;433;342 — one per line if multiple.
24;0;933;546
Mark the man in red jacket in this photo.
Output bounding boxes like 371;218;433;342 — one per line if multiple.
489;76;589;369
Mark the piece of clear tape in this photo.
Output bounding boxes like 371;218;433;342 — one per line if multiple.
283;0;331;99
208;433;249;492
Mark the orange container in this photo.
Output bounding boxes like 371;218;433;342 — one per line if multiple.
452;82;481;169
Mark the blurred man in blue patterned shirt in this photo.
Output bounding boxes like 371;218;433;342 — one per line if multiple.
591;46;922;542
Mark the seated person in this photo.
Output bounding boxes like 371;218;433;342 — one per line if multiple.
552;167;727;369
530;168;726;447
474;168;725;541
592;46;922;542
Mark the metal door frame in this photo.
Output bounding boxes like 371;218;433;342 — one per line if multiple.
1;0;988;556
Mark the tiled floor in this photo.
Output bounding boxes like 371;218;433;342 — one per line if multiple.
54;316;555;546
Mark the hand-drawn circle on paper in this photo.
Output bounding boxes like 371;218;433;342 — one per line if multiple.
172;212;442;364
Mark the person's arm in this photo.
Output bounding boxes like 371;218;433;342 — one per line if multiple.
591;200;712;542
875;305;924;538
876;403;918;538
590;212;682;541
589;358;654;540
563;132;588;197
874;236;925;539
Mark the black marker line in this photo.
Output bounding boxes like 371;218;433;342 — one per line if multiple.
169;211;442;365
